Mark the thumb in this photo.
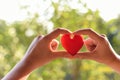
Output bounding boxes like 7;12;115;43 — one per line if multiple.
74;52;93;60
52;51;72;58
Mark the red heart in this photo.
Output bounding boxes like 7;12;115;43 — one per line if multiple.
61;34;84;56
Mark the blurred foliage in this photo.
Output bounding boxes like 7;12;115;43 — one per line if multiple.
0;0;120;80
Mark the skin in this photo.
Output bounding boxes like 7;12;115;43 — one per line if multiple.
2;28;120;80
73;28;120;73
2;28;72;80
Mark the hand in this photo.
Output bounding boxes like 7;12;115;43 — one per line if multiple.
2;28;72;80
23;28;72;68
73;29;120;66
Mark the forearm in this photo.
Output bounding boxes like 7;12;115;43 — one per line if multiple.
2;59;36;80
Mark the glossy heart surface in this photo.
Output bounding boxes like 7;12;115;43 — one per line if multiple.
61;34;84;56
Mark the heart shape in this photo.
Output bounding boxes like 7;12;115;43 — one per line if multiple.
61;34;84;56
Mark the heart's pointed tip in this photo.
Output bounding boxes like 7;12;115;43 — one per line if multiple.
71;54;76;56
69;53;77;56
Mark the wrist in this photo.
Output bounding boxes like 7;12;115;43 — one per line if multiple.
21;57;38;72
106;54;120;73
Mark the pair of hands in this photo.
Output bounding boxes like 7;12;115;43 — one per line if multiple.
3;28;120;80
24;28;118;69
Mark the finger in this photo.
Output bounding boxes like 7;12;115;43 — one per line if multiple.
73;52;94;60
52;51;72;58
45;28;71;41
50;39;59;50
73;28;101;42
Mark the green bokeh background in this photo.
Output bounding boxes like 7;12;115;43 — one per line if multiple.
0;0;120;80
